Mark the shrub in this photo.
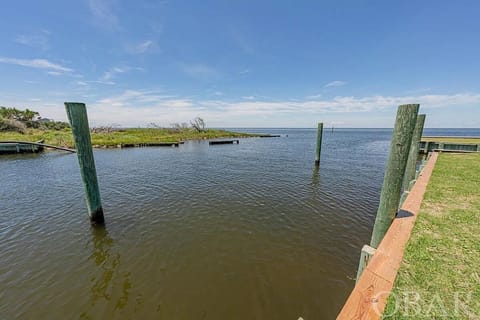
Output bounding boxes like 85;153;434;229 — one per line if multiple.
0;117;27;133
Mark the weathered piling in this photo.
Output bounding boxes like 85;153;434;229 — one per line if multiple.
356;245;376;283
314;122;323;166
65;102;104;224
402;114;426;192
370;104;419;248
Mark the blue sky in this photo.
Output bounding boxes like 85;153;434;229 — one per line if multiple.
0;0;479;127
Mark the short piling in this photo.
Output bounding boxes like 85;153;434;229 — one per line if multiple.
65;102;104;224
402;114;426;192
356;245;376;283
314;122;323;166
370;104;419;248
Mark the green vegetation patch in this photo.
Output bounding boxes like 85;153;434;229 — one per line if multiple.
0;128;257;148
0;107;261;148
383;153;480;319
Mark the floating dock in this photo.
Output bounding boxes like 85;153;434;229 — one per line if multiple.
0;142;44;154
120;142;179;148
258;134;281;138
209;140;240;145
0;140;76;154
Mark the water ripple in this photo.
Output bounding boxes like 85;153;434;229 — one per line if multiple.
0;129;399;319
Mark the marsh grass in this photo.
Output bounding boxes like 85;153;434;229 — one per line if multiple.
0;128;258;148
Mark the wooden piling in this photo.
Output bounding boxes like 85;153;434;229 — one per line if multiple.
402;114;426;192
370;104;419;248
356;245;376;282
314;122;323;166
65;102;104;224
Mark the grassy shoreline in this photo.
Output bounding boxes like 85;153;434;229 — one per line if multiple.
421;136;480;144
0;128;261;149
383;153;480;318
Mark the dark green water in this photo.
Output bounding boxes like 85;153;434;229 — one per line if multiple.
1;128;477;319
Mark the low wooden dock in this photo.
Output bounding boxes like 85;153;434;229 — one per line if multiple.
0;142;43;154
120;142;179;148
258;134;281;138
0;140;76;154
209;140;239;145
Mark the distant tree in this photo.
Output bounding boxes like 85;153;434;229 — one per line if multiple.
190;117;206;132
21;109;39;122
170;122;190;131
149;122;161;128
0;107;38;122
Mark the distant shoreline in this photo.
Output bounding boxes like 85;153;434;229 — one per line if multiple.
0;128;270;150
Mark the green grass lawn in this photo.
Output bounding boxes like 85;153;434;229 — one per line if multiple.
422;136;480;144
383;153;480;319
0;128;259;148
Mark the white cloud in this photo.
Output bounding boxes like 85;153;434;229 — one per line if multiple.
81;91;480;127
305;93;322;99
102;67;126;80
15;32;49;50
324;80;347;88
127;40;155;54
8;91;480;128
239;69;250;74
242;96;255;100
97;66;132;84
88;0;119;30
0;57;73;73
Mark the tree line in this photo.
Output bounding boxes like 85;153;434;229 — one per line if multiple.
0;107;70;133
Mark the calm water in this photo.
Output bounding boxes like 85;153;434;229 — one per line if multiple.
1;128;478;319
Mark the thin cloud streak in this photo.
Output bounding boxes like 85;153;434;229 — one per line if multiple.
324;80;347;88
97;66;143;84
15;32;50;50
127;40;155;54
0;57;72;73
88;0;119;30
102;67;128;81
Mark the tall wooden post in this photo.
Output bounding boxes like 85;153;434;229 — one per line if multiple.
65;102;104;224
314;122;323;166
370;104;419;248
402;114;426;192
